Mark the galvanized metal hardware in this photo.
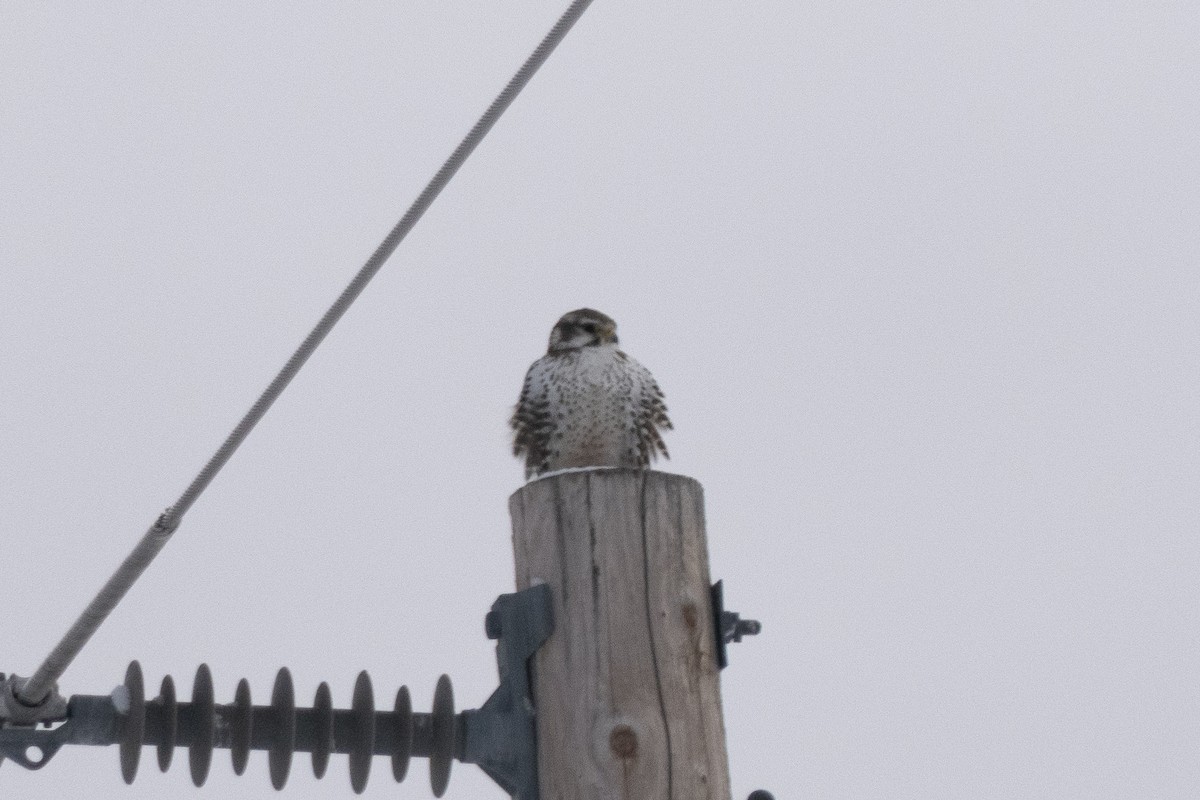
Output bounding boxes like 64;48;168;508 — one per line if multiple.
710;580;763;669
0;673;68;727
460;583;553;800
0;584;555;798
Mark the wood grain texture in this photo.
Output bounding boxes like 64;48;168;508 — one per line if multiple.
509;469;731;800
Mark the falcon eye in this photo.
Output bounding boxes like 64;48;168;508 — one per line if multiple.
581;322;597;333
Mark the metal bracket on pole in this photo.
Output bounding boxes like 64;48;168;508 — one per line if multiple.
461;583;554;800
0;692;115;771
711;579;763;669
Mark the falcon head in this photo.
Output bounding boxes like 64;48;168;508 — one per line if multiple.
547;308;619;353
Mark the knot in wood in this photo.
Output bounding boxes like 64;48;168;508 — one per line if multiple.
608;724;638;759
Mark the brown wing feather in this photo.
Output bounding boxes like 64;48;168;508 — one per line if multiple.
510;358;554;479
627;352;671;467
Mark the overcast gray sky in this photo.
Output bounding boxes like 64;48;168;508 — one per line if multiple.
2;2;1198;799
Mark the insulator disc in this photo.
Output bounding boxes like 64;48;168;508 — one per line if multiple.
311;682;333;779
429;674;455;798
119;661;144;785
348;671;375;794
230;678;252;776
391;686;412;783
269;668;295;790
156;674;176;772
189;664;214;787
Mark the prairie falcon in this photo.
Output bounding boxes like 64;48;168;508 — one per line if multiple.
511;309;672;479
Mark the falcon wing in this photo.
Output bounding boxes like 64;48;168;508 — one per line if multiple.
510;357;554;479
627;354;672;467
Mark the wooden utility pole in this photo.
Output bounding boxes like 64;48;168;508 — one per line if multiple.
509;469;731;800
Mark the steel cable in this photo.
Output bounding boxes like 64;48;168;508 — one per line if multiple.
18;0;596;706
